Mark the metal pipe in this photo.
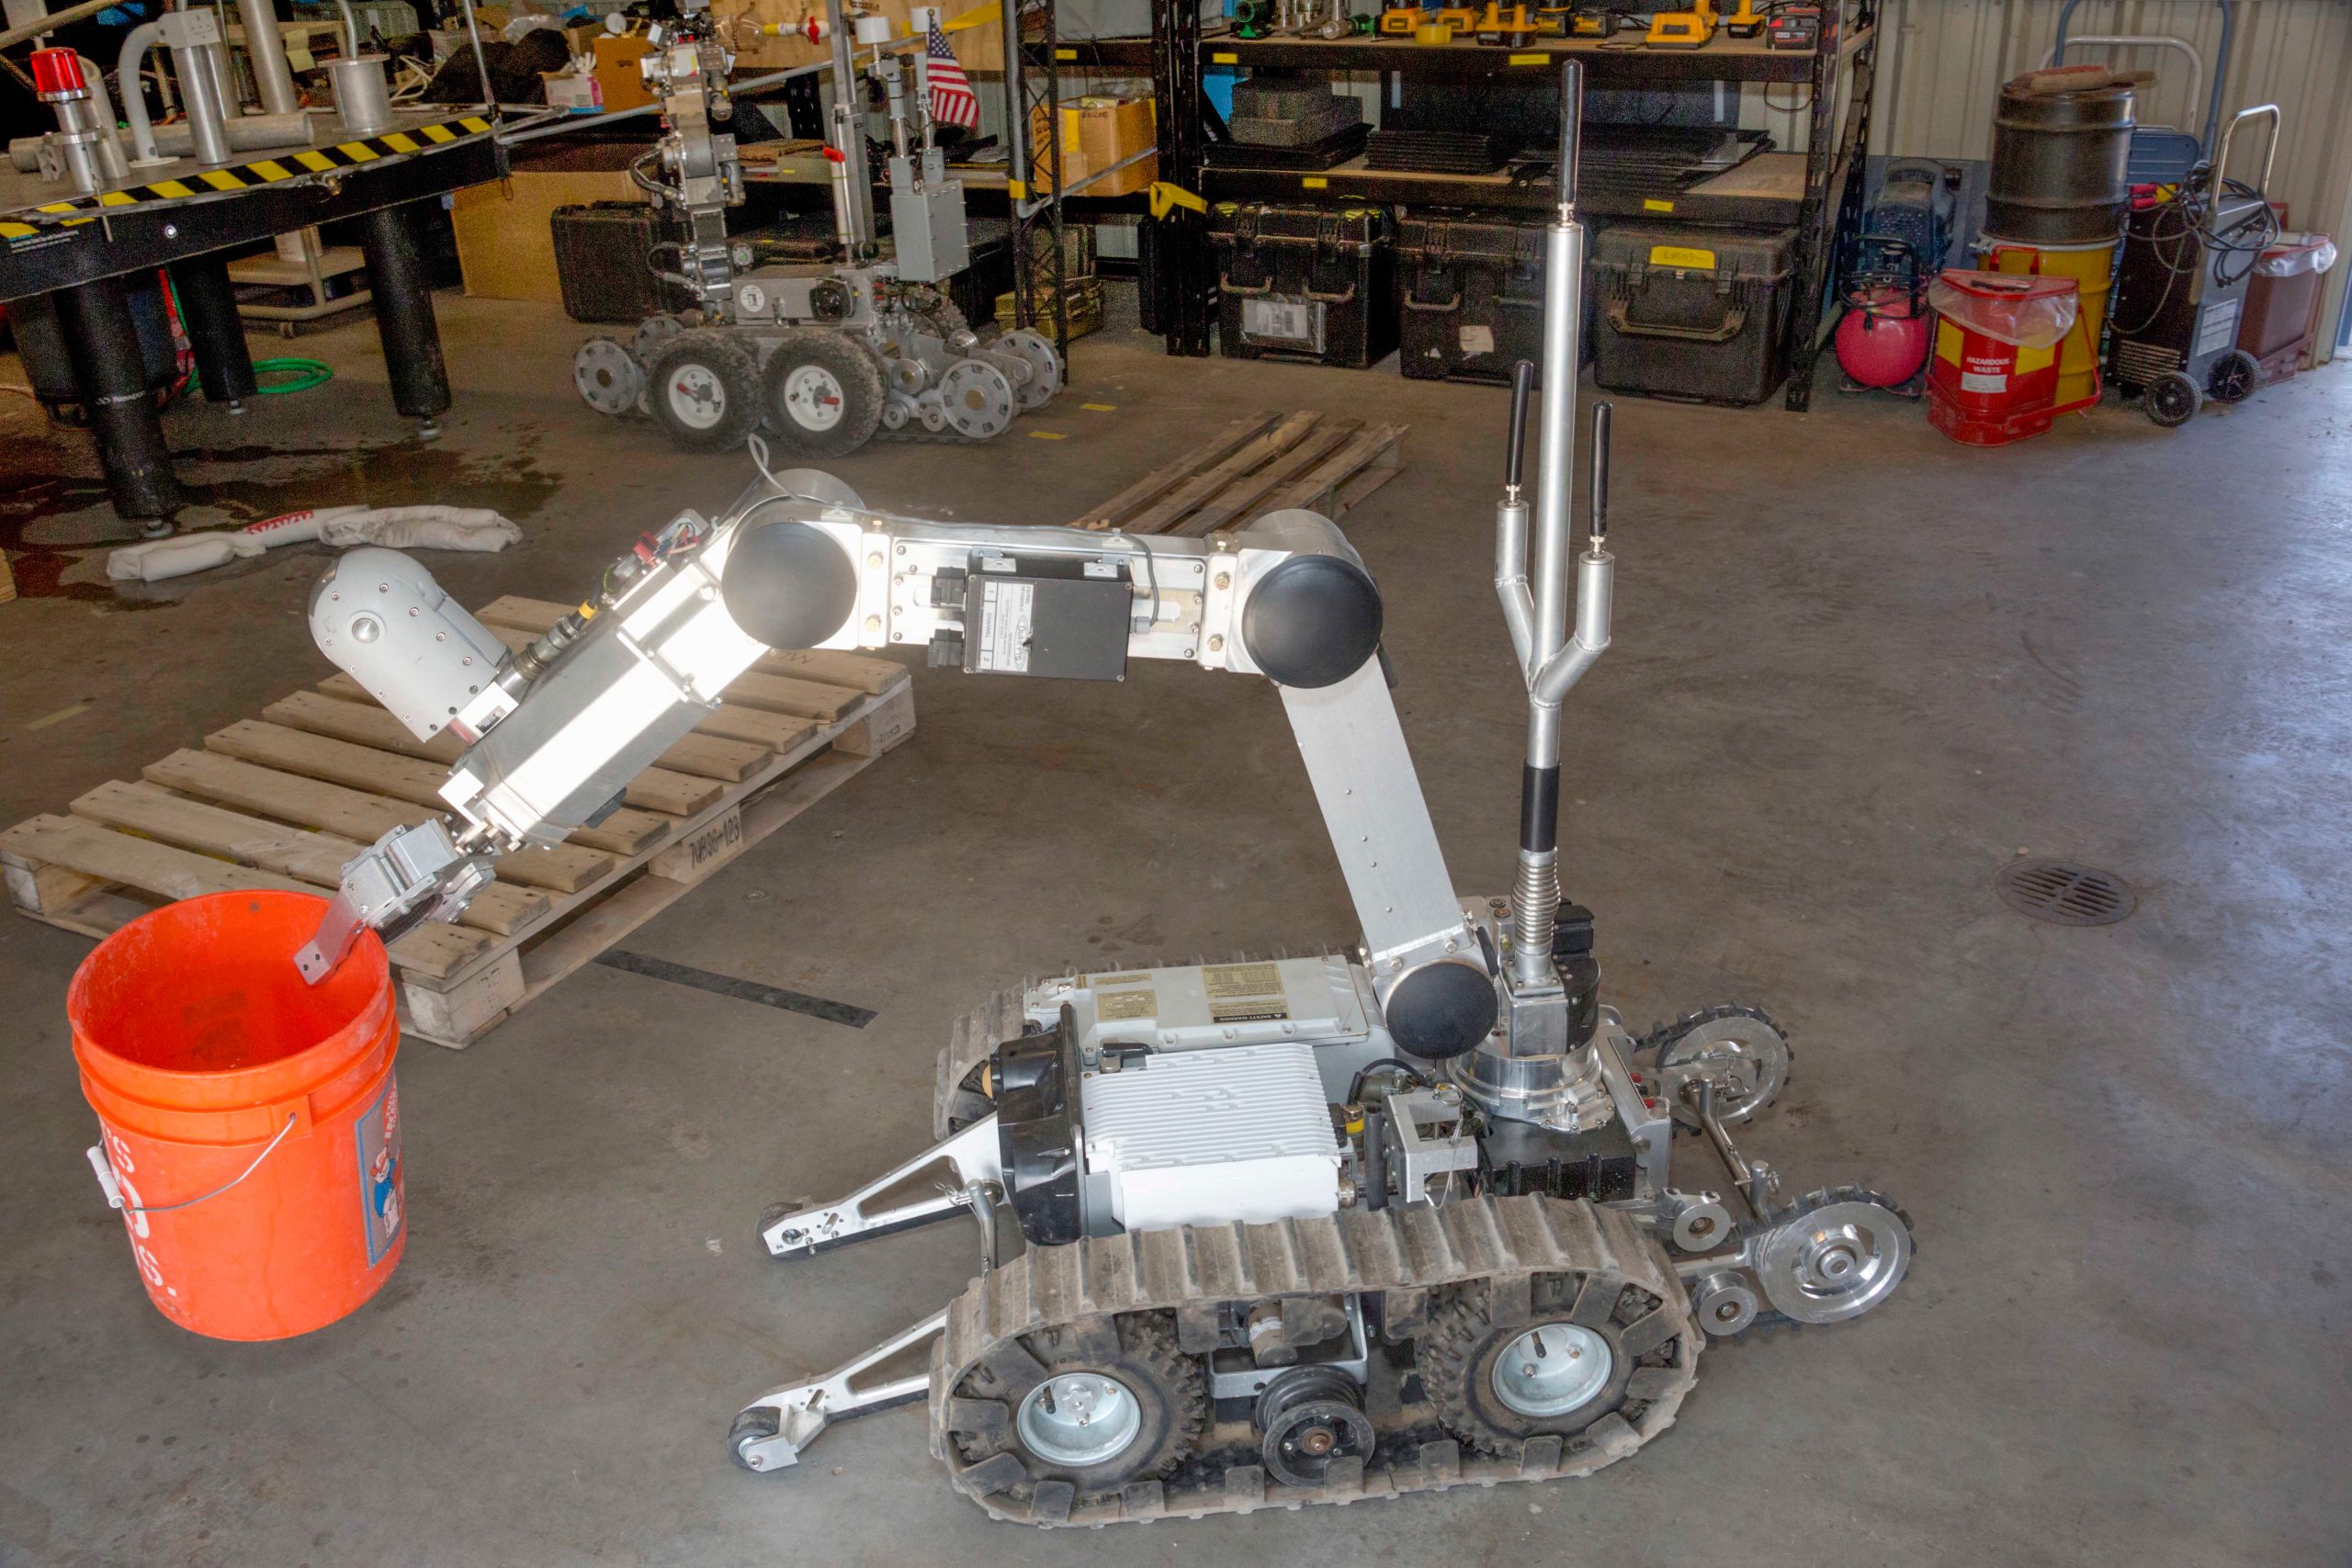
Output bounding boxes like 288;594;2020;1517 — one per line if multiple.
117;20;169;165
824;0;871;250
208;9;241;118
75;53;130;181
335;0;361;55
329;52;394;135
175;40;235;164
235;0;300;115
1510;60;1586;989
51;99;106;193
0;0;120;53
153;107;310;155
1494;357;1537;669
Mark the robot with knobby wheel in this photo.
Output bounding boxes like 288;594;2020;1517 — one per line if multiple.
571;0;1065;455
300;62;1911;1529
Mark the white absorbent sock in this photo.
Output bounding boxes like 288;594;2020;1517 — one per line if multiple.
108;506;522;582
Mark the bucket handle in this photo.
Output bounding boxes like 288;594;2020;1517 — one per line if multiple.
85;1111;299;1216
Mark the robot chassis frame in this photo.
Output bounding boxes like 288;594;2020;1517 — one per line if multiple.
301;62;1909;1528
571;0;1065;456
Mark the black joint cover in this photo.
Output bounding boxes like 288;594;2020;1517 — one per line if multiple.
996;1005;1084;1246
1519;764;1561;854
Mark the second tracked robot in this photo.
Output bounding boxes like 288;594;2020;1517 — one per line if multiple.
573;0;1065;455
301;62;1909;1528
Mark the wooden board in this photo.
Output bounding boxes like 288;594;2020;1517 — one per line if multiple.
5;587;919;1050
1073;411;1408;537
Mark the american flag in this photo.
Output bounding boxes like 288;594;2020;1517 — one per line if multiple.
925;13;979;131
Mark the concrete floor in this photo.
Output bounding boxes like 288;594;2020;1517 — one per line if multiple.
2;292;2347;1568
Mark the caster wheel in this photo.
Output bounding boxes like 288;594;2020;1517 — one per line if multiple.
2144;370;2201;427
2207;347;2260;405
729;1405;781;1471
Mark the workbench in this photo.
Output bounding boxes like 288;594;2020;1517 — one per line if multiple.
0;104;559;535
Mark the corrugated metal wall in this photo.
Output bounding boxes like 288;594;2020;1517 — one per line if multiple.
1748;0;2352;359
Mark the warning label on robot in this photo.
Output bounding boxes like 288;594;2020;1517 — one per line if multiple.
973;579;1034;674
353;1072;404;1267
1210;1000;1290;1024
1085;973;1151;988
1203;963;1283;1000
1097;989;1159;1022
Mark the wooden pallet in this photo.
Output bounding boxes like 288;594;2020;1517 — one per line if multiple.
1075;411;1407;536
2;594;915;1049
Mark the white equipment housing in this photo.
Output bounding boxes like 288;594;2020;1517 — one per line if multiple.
1080;1044;1342;1232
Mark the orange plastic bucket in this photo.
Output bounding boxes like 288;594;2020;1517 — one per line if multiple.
69;890;405;1341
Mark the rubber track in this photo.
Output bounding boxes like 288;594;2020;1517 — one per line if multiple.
932;987;1028;1139
927;1196;1699;1527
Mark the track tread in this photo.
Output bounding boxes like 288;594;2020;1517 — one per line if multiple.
930;1196;1700;1526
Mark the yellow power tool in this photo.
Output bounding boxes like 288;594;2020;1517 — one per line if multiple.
1645;0;1716;47
1378;2;1432;30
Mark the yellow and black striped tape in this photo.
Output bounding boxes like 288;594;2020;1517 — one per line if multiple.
2;115;492;243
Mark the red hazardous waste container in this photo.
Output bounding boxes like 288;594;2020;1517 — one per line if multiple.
1926;270;2079;447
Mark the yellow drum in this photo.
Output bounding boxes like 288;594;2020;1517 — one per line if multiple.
1983;233;2116;413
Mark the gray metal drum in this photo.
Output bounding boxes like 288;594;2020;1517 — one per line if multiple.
1984;85;2137;244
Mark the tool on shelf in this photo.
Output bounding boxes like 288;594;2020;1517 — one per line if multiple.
1646;0;1718;48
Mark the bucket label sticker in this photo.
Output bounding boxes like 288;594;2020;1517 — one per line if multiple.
354;1073;404;1266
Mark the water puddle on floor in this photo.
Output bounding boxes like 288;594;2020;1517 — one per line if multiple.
2;432;561;607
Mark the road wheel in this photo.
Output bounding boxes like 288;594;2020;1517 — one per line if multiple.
761;327;885;459
1419;1264;1690;1462
945;1313;1204;1505
645;330;763;452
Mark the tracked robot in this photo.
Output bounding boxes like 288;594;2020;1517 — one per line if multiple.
573;0;1064;455
301;62;1908;1526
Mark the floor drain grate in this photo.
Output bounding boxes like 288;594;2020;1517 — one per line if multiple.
1995;859;2136;927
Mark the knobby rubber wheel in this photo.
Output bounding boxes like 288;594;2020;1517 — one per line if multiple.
2144;370;2200;428
2206;348;2260;405
645;330;763;453
761;327;885;459
945;1313;1205;1503
1419;1267;1688;1460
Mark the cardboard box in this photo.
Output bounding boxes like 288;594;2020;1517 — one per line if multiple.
1075;96;1157;197
593;33;655;111
1077;96;1154;166
542;71;603;114
1023;101;1091;193
449;145;647;304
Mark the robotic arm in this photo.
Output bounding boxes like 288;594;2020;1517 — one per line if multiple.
299;469;1511;1051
